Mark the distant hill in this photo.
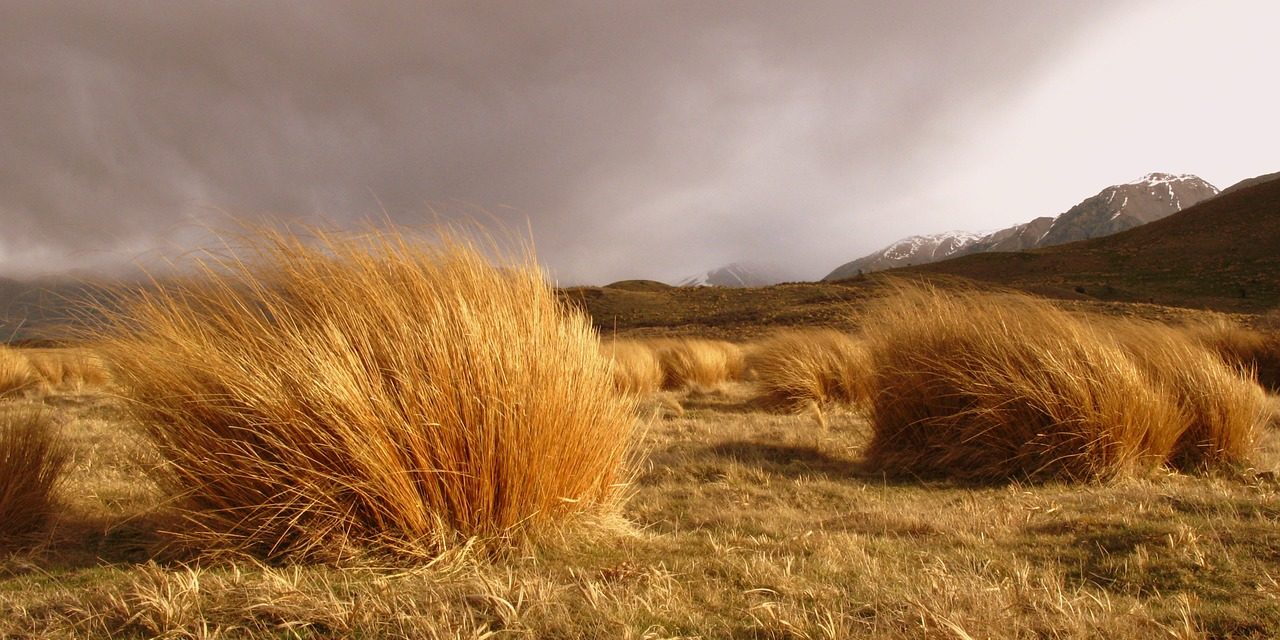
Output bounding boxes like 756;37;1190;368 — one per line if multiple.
825;173;1219;280
603;279;673;292
0;277;112;343
889;172;1280;312
1222;171;1280;196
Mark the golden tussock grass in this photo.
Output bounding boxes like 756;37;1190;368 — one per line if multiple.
860;282;1189;482
0;347;42;398
23;350;110;392
1108;320;1266;471
0;406;69;546
94;225;636;561
601;339;663;395
746;329;870;411
1185;317;1280;392
652;338;745;390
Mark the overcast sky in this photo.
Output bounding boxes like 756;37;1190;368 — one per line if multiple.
2;1;1277;284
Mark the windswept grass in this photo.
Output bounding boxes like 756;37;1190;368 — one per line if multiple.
25;350;110;392
0;347;41;398
746;329;870;411
860;282;1187;482
94;225;636;560
1187;318;1280;392
601;340;664;395
1110;320;1266;471
653;338;745;390
0;406;69;547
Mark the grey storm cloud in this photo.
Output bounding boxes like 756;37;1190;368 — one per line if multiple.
0;1;1129;283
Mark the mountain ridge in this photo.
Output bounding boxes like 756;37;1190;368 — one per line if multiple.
825;172;1219;280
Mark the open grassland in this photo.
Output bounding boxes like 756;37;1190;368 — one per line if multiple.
6;233;1280;637
4;380;1280;638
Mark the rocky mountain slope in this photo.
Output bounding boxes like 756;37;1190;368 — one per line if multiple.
825;173;1219;280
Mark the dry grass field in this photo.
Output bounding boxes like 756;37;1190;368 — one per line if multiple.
3;379;1280;638
5;231;1280;637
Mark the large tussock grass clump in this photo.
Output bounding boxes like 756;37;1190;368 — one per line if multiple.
602;340;663;395
652;339;745;390
97;226;636;560
0;407;69;545
747;329;870;411
862;283;1196;482
1109;320;1265;471
0;347;41;398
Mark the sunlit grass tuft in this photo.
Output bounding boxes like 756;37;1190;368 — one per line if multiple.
1110;320;1266;471
746;329;870;411
1185;317;1280;392
95;225;636;560
602;340;664;395
860;282;1187;482
653;339;745;390
0;347;42;398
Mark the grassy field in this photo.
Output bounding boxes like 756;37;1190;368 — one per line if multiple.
3;368;1280;638
5;227;1280;638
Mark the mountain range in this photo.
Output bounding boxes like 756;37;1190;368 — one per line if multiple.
894;171;1280;311
824;173;1220;280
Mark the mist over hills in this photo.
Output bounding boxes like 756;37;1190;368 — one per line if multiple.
676;263;793;288
825;173;1219;280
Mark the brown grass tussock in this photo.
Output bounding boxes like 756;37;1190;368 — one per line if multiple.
602;340;663;395
746;329;870;411
0;407;69;546
95;225;636;560
0;347;42;398
653;339;745;390
860;283;1190;482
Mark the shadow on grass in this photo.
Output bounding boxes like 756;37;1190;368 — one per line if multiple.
1;511;188;578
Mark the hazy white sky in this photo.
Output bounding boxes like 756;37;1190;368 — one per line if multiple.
1;1;1276;284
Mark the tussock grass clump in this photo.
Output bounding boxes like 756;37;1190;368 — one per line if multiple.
96;226;636;560
1186;318;1280;392
1111;321;1266;470
861;283;1186;482
0;347;41;398
653;339;745;390
602;340;663;395
746;329;870;411
0;407;69;545
25;350;110;391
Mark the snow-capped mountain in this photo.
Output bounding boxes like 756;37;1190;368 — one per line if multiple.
824;173;1219;281
677;262;787;288
822;231;988;276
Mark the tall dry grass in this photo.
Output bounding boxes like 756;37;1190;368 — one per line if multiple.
1109;321;1266;470
601;340;663;395
0;407;69;545
0;347;41;398
25;350;110;391
746;329;870;410
652;339;745;390
1185;318;1280;392
860;283;1188;482
95;225;636;560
